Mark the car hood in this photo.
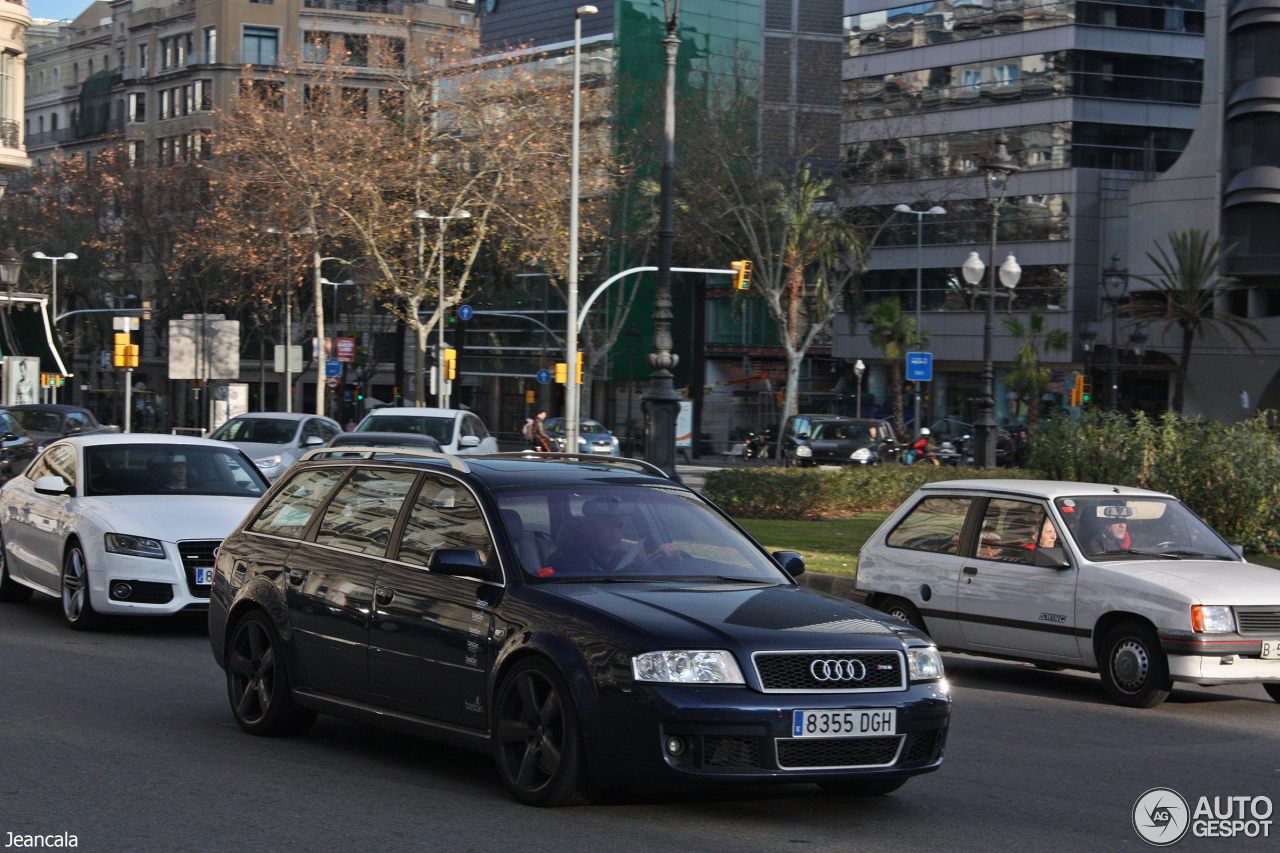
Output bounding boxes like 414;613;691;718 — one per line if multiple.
77;495;258;542
224;441;297;461
1094;559;1280;603
540;582;909;650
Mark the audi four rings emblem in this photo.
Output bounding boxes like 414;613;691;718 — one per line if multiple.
809;658;867;681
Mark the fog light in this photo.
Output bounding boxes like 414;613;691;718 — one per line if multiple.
110;582;133;600
665;736;686;756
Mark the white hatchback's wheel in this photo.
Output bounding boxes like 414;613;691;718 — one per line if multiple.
1099;622;1170;708
880;596;926;633
61;542;103;631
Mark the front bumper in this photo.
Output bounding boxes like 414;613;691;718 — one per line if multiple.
89;544;213;616
1160;631;1280;684
583;680;951;788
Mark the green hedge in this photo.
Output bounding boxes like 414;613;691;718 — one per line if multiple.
1029;411;1280;554
703;466;1038;519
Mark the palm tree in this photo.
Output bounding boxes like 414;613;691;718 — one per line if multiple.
866;299;924;440
1002;311;1070;436
1131;229;1264;413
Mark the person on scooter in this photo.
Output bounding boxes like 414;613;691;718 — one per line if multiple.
905;427;931;464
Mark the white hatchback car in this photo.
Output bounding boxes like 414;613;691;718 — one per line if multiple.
0;434;269;629
856;480;1280;708
208;412;342;481
352;407;499;455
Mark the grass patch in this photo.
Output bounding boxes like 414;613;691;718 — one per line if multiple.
737;512;890;578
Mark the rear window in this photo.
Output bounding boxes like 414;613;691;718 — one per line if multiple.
210;417;298;445
886;496;973;555
358;415;454;445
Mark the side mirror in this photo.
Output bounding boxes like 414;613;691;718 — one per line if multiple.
459;435;481;448
2;432;17;442
34;475;73;497
1031;546;1071;569
772;550;806;577
429;548;501;583
302;436;326;447
1230;543;1245;559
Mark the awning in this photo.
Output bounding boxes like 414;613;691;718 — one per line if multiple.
0;293;72;376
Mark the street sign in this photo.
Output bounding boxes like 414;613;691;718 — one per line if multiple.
535;368;552;385
458;304;474;322
336;337;356;363
906;352;933;382
273;345;304;373
325;359;342;378
326;377;339;390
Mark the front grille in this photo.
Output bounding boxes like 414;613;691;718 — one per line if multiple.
754;651;905;692
1236;609;1280;636
178;539;220;599
776;736;902;769
898;731;944;768
702;736;761;769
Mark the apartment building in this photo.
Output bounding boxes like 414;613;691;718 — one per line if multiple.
0;0;32;182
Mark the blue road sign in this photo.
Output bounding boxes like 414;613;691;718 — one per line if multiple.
458;304;474;321
906;352;933;382
325;359;342;378
535;368;553;385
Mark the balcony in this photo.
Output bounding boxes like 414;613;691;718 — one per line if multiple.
303;0;409;12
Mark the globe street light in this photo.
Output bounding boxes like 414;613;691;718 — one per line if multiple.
1101;253;1129;410
413;209;471;408
893;203;945;434
563;3;598;457
854;358;866;418
31;250;77;328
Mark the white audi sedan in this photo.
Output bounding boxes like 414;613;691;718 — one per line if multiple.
0;434;269;629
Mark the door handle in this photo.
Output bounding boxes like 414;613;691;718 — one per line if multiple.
375;587;394;606
962;566;978;576
287;569;305;586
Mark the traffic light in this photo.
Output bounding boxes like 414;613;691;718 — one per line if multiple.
355;386;365;401
554;362;567;384
141;300;153;321
575;351;583;384
113;332;138;368
1081;376;1092;404
444;348;457;381
730;259;753;290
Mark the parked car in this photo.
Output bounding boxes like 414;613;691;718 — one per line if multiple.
353;407;499;455
209;451;950;805
207;412;342;481
326;432;442;453
0;408;36;483
542;417;621;456
856;479;1280;708
778;415;899;467
0;434;269;629
6;403;118;450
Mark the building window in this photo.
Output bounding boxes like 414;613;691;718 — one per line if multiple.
160;88;173;119
243;27;280;67
128;139;145;167
204;27;217;63
343;34;368;67
138;44;148;74
128;93;146;123
195;79;213;111
303;32;329;64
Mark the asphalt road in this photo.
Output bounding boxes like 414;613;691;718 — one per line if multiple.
1;595;1276;853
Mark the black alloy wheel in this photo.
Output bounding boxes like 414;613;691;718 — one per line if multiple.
880;596;926;633
61;541;103;630
494;658;589;806
226;610;316;736
0;530;32;603
818;777;908;796
1099;621;1171;708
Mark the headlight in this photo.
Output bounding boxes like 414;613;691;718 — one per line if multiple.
611;436;620;448
906;646;944;682
632;650;745;684
104;533;166;559
850;447;872;462
254;454;284;469
1191;605;1236;633
795;446;812;458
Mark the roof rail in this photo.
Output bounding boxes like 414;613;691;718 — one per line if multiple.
478;451;673;480
300;446;470;473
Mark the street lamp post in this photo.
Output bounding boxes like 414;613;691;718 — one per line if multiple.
854;358;866;418
413;209;471;409
322;276;354;420
643;0;683;479
967;132;1020;468
893;203;945;434
1101;254;1129;410
31;250;77;329
266;226;314;413
563;3;598;457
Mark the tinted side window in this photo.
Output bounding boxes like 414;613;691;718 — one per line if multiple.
249;468;346;539
64;412;92;433
976;499;1050;564
315;468;418;556
396;474;492;568
886;496;972;555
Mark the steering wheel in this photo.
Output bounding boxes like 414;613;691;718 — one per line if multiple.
638;542;690;570
1148;540;1178;551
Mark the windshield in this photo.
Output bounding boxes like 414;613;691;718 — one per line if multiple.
1056;496;1237;561
545;420;608;436
210;418;297;445
10;409;61;433
85;444;269;498
810;422;869;441
357;415;454;445
496;484;788;584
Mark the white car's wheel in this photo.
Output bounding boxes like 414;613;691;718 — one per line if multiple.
879;596;926;633
1099;621;1170;708
0;530;32;603
61;541;103;631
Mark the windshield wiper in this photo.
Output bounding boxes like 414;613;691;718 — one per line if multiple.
539;574;654;583
1140;549;1233;561
656;575;775;585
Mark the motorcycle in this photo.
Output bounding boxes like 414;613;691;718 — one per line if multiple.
742;432;769;460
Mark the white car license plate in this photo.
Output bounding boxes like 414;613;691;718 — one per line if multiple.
792;708;896;738
1262;640;1280;660
195;567;214;586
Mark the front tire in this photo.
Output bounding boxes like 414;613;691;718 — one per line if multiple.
494;658;590;806
1099;621;1171;708
61;542;103;631
1263;683;1280;704
818;777;908;797
0;530;32;603
225;610;316;736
